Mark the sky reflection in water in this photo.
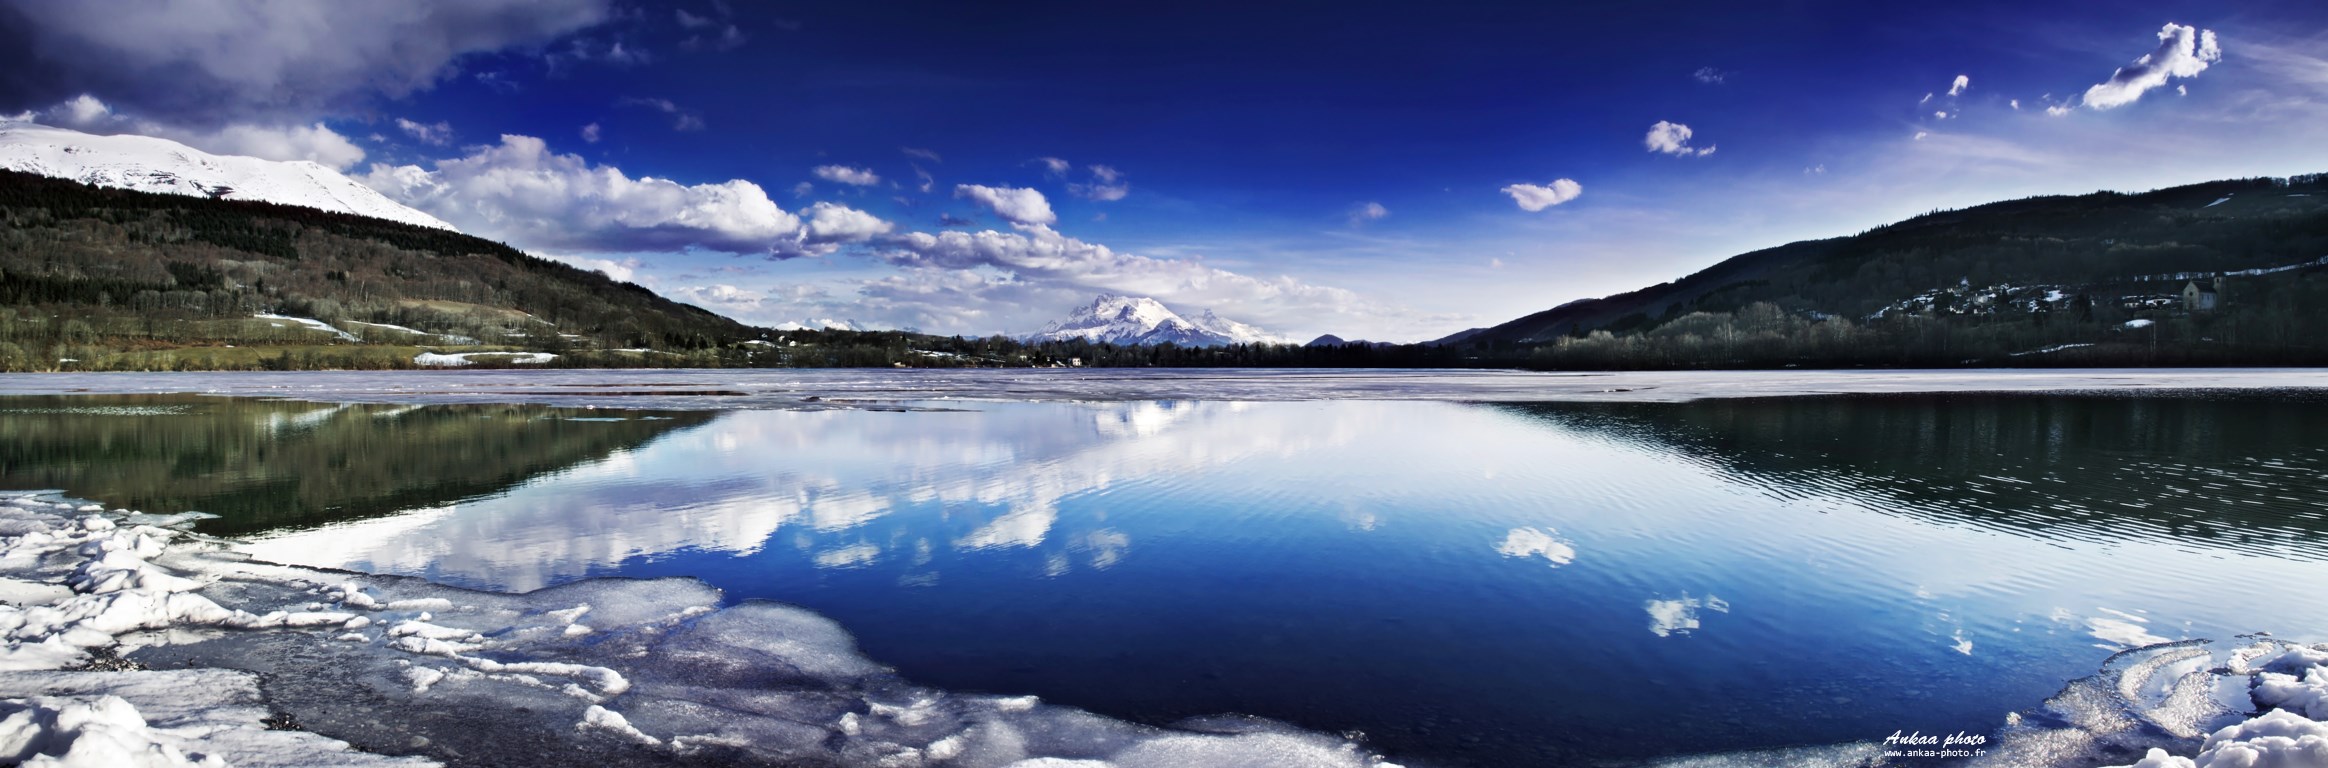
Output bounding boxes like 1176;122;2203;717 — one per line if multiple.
203;395;2328;766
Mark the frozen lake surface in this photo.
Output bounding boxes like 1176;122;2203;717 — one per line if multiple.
3;369;2327;767
5;367;2328;409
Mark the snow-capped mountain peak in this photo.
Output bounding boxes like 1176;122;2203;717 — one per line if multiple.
0;122;455;231
1021;294;1288;347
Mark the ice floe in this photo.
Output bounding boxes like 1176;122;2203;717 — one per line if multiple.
0;491;1404;767
252;314;359;342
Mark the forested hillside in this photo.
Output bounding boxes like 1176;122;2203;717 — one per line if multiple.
1453;173;2328;367
0;169;759;370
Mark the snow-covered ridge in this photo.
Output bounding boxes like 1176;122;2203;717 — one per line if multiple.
0;490;1403;767
1023;294;1289;347
0;123;456;232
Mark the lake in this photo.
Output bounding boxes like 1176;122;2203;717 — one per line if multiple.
4;369;2326;766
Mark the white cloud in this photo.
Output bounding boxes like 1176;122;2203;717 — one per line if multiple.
2045;104;2074;116
799;201;894;243
1804;164;1826;175
1693;66;1727;84
955;184;1057;226
1501;179;1582;212
1914;131;1930;140
1934;110;1951;119
1644;121;1714;157
901;147;942;163
26;94;367;169
2080;23;2221;110
1347;201;1389;226
395;118;451;146
356;134;887;258
812;164;881;186
912;165;934;194
53;94;111;127
1920;92;1934;105
1948;75;1970;97
1034;156;1070;176
192;122;368;168
580;122;600;143
0;1;612;123
1068;164;1129;201
2010;99;2021;110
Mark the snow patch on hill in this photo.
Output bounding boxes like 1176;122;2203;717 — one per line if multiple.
0;123;455;232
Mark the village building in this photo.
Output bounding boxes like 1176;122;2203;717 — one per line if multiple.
2182;279;2220;312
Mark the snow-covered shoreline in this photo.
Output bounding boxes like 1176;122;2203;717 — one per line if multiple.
0;490;1407;767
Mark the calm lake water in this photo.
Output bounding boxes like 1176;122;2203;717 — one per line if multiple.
5;381;2327;766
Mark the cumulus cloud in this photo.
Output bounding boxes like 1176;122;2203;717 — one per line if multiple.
355;134;887;258
1644;121;1715;157
395;118;452;146
1693;66;1727;84
955;184;1057;226
1068;164;1129;201
2080;23;2221;110
1948;74;1970;96
1501;179;1582;212
193;122;368;168
0;0;612;123
12;93;367;168
2010;99;2021;110
812;164;881;186
1347;201;1389;226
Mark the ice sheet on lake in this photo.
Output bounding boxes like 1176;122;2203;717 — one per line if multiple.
0;491;1405;767
4;368;2328;411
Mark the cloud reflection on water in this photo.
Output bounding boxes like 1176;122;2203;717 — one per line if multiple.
242;400;1358;592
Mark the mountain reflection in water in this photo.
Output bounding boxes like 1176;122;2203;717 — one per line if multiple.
5;391;2326;766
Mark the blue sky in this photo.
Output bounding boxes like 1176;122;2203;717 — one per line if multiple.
4;1;2327;341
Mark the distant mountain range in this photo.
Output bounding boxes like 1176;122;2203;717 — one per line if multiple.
0;123;454;231
1023;295;1287;347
